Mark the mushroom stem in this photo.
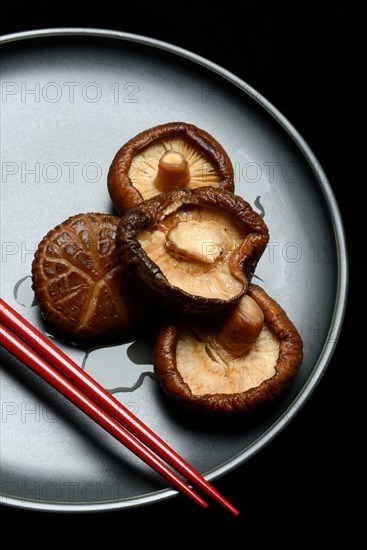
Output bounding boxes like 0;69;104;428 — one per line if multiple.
216;294;264;357
165;220;228;263
154;150;191;191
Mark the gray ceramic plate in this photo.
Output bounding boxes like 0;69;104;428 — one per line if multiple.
0;28;347;511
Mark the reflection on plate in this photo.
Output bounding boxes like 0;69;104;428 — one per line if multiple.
0;28;347;512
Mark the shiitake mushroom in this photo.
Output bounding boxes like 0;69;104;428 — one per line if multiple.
115;187;269;315
107;121;235;214
154;284;304;415
32;213;144;343
30;119;303;419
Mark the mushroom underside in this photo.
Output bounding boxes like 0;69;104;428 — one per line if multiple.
137;205;248;300
154;284;303;414
107;121;235;214
129;137;223;199
116;187;269;315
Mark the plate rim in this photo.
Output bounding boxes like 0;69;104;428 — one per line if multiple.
0;27;349;512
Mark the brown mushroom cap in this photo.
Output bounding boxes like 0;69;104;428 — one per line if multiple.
107;122;235;214
32;213;143;342
154;284;304;415
116;187;269;315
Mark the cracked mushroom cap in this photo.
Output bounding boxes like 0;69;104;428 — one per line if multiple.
32;213;143;343
154;284;304;415
116;187;269;315
107;122;235;214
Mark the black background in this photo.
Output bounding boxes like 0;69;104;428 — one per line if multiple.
0;1;364;543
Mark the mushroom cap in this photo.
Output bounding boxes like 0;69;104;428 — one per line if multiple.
154;284;304;415
107;121;235;214
32;212;142;343
116;187;269;315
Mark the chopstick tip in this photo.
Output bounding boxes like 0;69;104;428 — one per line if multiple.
224;501;240;516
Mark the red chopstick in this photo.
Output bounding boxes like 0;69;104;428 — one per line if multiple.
0;299;239;515
0;321;208;509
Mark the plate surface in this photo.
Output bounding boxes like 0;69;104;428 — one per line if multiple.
0;28;347;511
